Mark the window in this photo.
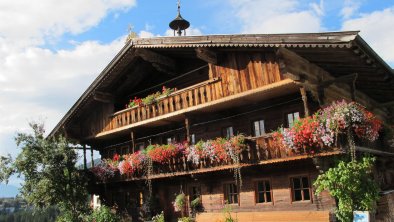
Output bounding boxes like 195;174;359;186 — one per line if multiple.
167;137;172;144
255;180;272;203
287;112;300;127
291;177;311;201
253;120;265;137
224;183;238;204
135;142;145;151
223;126;234;139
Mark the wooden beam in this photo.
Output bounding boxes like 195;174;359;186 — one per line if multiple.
83;144;87;170
90;146;94;167
276;48;384;112
195;48;218;65
130;131;135;153
135;49;176;74
93;91;114;103
185;117;191;143
300;87;310;117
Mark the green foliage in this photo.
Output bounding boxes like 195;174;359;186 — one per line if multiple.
0;122;90;221
151;211;164;222
0;205;60;222
175;193;186;210
222;202;237;222
0;155;13;183
314;156;380;222
190;197;200;210
86;206;120;222
178;216;193;222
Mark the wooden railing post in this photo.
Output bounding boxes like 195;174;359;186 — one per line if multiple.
185;117;191;143
300;87;310;117
83;144;87;170
91;146;94;168
131;131;135;153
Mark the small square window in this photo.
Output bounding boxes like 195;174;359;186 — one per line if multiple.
224;183;238;204
255;180;272;203
291;176;311;201
253;120;265;137
287;112;300;128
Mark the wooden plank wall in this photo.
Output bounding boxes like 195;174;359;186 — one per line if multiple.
81;102;114;138
209;52;283;97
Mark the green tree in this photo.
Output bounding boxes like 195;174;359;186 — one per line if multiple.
314;156;380;222
0;122;89;221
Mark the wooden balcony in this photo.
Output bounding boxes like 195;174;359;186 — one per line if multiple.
97;78;299;138
110;134;340;182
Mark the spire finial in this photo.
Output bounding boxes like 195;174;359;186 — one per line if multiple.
169;0;190;36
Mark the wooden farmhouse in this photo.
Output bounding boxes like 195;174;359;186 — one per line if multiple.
50;31;394;222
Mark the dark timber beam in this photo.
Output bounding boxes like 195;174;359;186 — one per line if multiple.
300;87;310;117
91;146;94;168
195;48;218;65
135;48;176;75
83;144;87;170
130;131;135;153
93;91;114;103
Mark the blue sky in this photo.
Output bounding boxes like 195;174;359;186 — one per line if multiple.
0;0;394;197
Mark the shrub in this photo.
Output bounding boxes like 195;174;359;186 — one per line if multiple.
87;206;120;222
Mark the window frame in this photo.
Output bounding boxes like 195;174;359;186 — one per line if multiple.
254;179;273;205
223;183;239;205
252;119;266;137
222;126;234;139
286;111;301;128
290;175;312;203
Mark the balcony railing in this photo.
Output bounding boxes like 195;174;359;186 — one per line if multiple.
110;134;339;182
98;77;296;137
104;78;223;132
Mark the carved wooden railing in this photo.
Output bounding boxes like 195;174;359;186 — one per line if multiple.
113;134;303;182
104;78;223;132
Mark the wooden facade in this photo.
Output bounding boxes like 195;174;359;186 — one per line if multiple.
51;32;394;221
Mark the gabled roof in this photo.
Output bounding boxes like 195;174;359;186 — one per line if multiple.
49;31;394;138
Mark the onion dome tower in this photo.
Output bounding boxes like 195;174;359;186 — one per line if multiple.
169;0;190;36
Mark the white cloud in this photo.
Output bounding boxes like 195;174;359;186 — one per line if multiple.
0;1;136;159
0;0;136;48
0;37;125;157
228;0;323;34
342;7;394;64
341;0;362;19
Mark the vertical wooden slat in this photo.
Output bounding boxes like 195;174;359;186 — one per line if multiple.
175;95;181;110
131;109;136;123
163;98;169;114
199;87;206;104
169;97;174;112
158;101;163;115
194;88;200;105
181;92;188;109
137;107;141;122
188;90;193;107
205;84;212;102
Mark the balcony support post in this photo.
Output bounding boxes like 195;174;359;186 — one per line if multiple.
131;131;135;153
300;87;310;117
83;144;87;170
91;146;94;167
185;117;191;143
